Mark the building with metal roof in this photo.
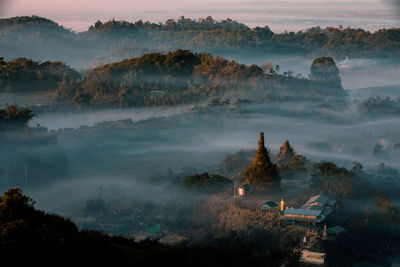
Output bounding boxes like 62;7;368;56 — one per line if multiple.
280;195;336;226
301;194;336;210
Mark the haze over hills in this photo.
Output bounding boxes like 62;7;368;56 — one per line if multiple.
1;2;400;266
0;15;399;89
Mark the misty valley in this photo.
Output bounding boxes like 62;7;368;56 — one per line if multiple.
0;15;400;267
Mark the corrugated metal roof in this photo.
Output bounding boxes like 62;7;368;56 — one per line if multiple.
306;195;330;205
283;209;321;217
301;204;324;210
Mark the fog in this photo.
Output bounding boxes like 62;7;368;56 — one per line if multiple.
1;78;399;258
234;54;400;90
29;105;192;130
1;48;399;236
14;93;398;215
1;13;399;250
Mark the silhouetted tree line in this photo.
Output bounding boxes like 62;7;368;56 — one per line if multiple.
88;16;249;32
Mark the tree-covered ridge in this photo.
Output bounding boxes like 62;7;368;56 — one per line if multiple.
88;16;249;32
0;57;80;92
0;188;298;266
0;187;134;266
85;17;400;57
0;15;68;30
0;16;399;60
0;16;73;43
54;50;345;107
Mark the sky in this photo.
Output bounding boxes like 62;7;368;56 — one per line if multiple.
0;0;399;32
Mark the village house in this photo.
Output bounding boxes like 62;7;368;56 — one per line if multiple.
280;195;336;226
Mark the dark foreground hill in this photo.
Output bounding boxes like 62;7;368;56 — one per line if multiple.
0;188;294;267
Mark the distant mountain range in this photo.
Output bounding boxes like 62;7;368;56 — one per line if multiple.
0;16;399;69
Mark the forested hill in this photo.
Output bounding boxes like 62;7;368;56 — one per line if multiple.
84;17;400;58
55;50;345;107
0;57;80;92
0;188;291;266
0;16;399;68
0;16;70;32
0;16;74;46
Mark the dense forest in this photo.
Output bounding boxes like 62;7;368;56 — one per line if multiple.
85;16;400;58
0;57;80;92
0;50;342;108
70;50;346;107
0;16;399;68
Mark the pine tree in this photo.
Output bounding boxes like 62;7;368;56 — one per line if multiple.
244;132;280;187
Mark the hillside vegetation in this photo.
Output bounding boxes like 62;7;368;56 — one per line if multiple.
55;50;345;107
0;16;399;67
0;57;79;92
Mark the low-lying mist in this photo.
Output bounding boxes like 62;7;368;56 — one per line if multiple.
14;96;398;216
29;105;192;130
235;54;400;90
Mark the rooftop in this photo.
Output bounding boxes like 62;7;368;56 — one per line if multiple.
281;195;336;223
283;209;321;217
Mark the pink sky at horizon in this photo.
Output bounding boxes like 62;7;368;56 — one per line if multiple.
0;0;398;32
1;0;385;12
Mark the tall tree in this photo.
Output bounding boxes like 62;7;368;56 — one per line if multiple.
244;132;280;188
310;57;341;85
274;140;295;165
0;104;35;131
